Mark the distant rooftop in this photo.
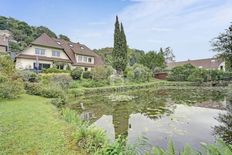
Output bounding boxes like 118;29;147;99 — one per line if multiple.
167;58;224;70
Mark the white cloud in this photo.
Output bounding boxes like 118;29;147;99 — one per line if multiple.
116;0;232;60
68;0;232;61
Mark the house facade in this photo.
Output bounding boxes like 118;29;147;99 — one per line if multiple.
0;30;10;53
167;58;225;71
15;33;103;71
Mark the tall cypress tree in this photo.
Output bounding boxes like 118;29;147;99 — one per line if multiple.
112;16;121;73
120;23;128;71
112;16;128;74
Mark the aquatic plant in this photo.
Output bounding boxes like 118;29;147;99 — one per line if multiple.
108;94;136;102
149;139;232;155
95;136;135;155
62;108;82;125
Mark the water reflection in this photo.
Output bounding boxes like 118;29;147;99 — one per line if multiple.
70;88;230;149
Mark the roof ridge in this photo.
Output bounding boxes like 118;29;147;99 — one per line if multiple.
169;57;219;64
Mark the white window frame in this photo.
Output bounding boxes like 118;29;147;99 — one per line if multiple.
78;55;82;62
88;57;92;63
77;55;94;64
83;56;87;62
35;48;45;56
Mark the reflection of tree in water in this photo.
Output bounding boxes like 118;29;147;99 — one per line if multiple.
70;88;227;140
214;98;232;144
112;102;130;138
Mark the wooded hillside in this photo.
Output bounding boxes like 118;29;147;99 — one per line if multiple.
0;16;70;53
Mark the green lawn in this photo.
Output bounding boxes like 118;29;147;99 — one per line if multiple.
0;94;79;155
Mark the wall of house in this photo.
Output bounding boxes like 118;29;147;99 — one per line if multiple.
218;62;226;71
70;65;92;71
0;46;6;52
22;45;69;60
76;54;94;64
16;58;53;70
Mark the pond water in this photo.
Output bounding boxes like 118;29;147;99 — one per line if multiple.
70;87;231;151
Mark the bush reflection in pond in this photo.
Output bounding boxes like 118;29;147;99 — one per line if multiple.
70;87;231;151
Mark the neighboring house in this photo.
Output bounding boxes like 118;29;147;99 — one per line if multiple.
0;30;10;53
167;58;225;71
15;33;103;71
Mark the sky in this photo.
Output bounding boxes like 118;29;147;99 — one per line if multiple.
0;0;232;61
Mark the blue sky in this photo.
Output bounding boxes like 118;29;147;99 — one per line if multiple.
0;0;232;61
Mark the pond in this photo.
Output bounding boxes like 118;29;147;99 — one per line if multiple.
70;87;231;151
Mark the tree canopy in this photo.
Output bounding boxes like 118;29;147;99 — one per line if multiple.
212;23;232;71
59;34;70;41
0;16;69;53
112;16;128;73
139;51;165;71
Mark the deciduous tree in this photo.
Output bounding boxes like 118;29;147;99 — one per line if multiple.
212;23;232;71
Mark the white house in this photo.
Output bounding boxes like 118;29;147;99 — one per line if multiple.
167;58;225;71
15;33;103;71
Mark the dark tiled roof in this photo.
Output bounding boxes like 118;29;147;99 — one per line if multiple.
17;54;71;63
32;33;63;49
167;58;224;69
18;33;104;66
52;38;77;64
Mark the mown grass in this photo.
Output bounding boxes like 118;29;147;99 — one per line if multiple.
0;94;80;155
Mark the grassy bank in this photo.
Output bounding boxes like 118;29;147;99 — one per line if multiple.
0;94;80;155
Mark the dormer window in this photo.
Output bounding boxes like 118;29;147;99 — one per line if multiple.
57;41;61;45
211;59;215;62
81;46;84;49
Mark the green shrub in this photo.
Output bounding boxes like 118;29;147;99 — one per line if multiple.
0;55;15;76
0;78;24;99
16;70;39;82
25;82;43;96
66;64;71;71
167;64;196;81
62;108;82;125
126;64;152;82
42;67;69;73
25;82;65;98
70;67;83;80
92;65;113;81
167;63;232;82
95;136;136;155
40;85;64;98
49;74;72;89
75;126;108;153
0;55;24;99
83;71;93;79
81;80;109;88
151;139;232;155
187;69;208;83
62;108;108;153
69;79;109;88
0;74;7;83
50;97;67;108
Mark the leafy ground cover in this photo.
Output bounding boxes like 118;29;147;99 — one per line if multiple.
0;94;81;155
